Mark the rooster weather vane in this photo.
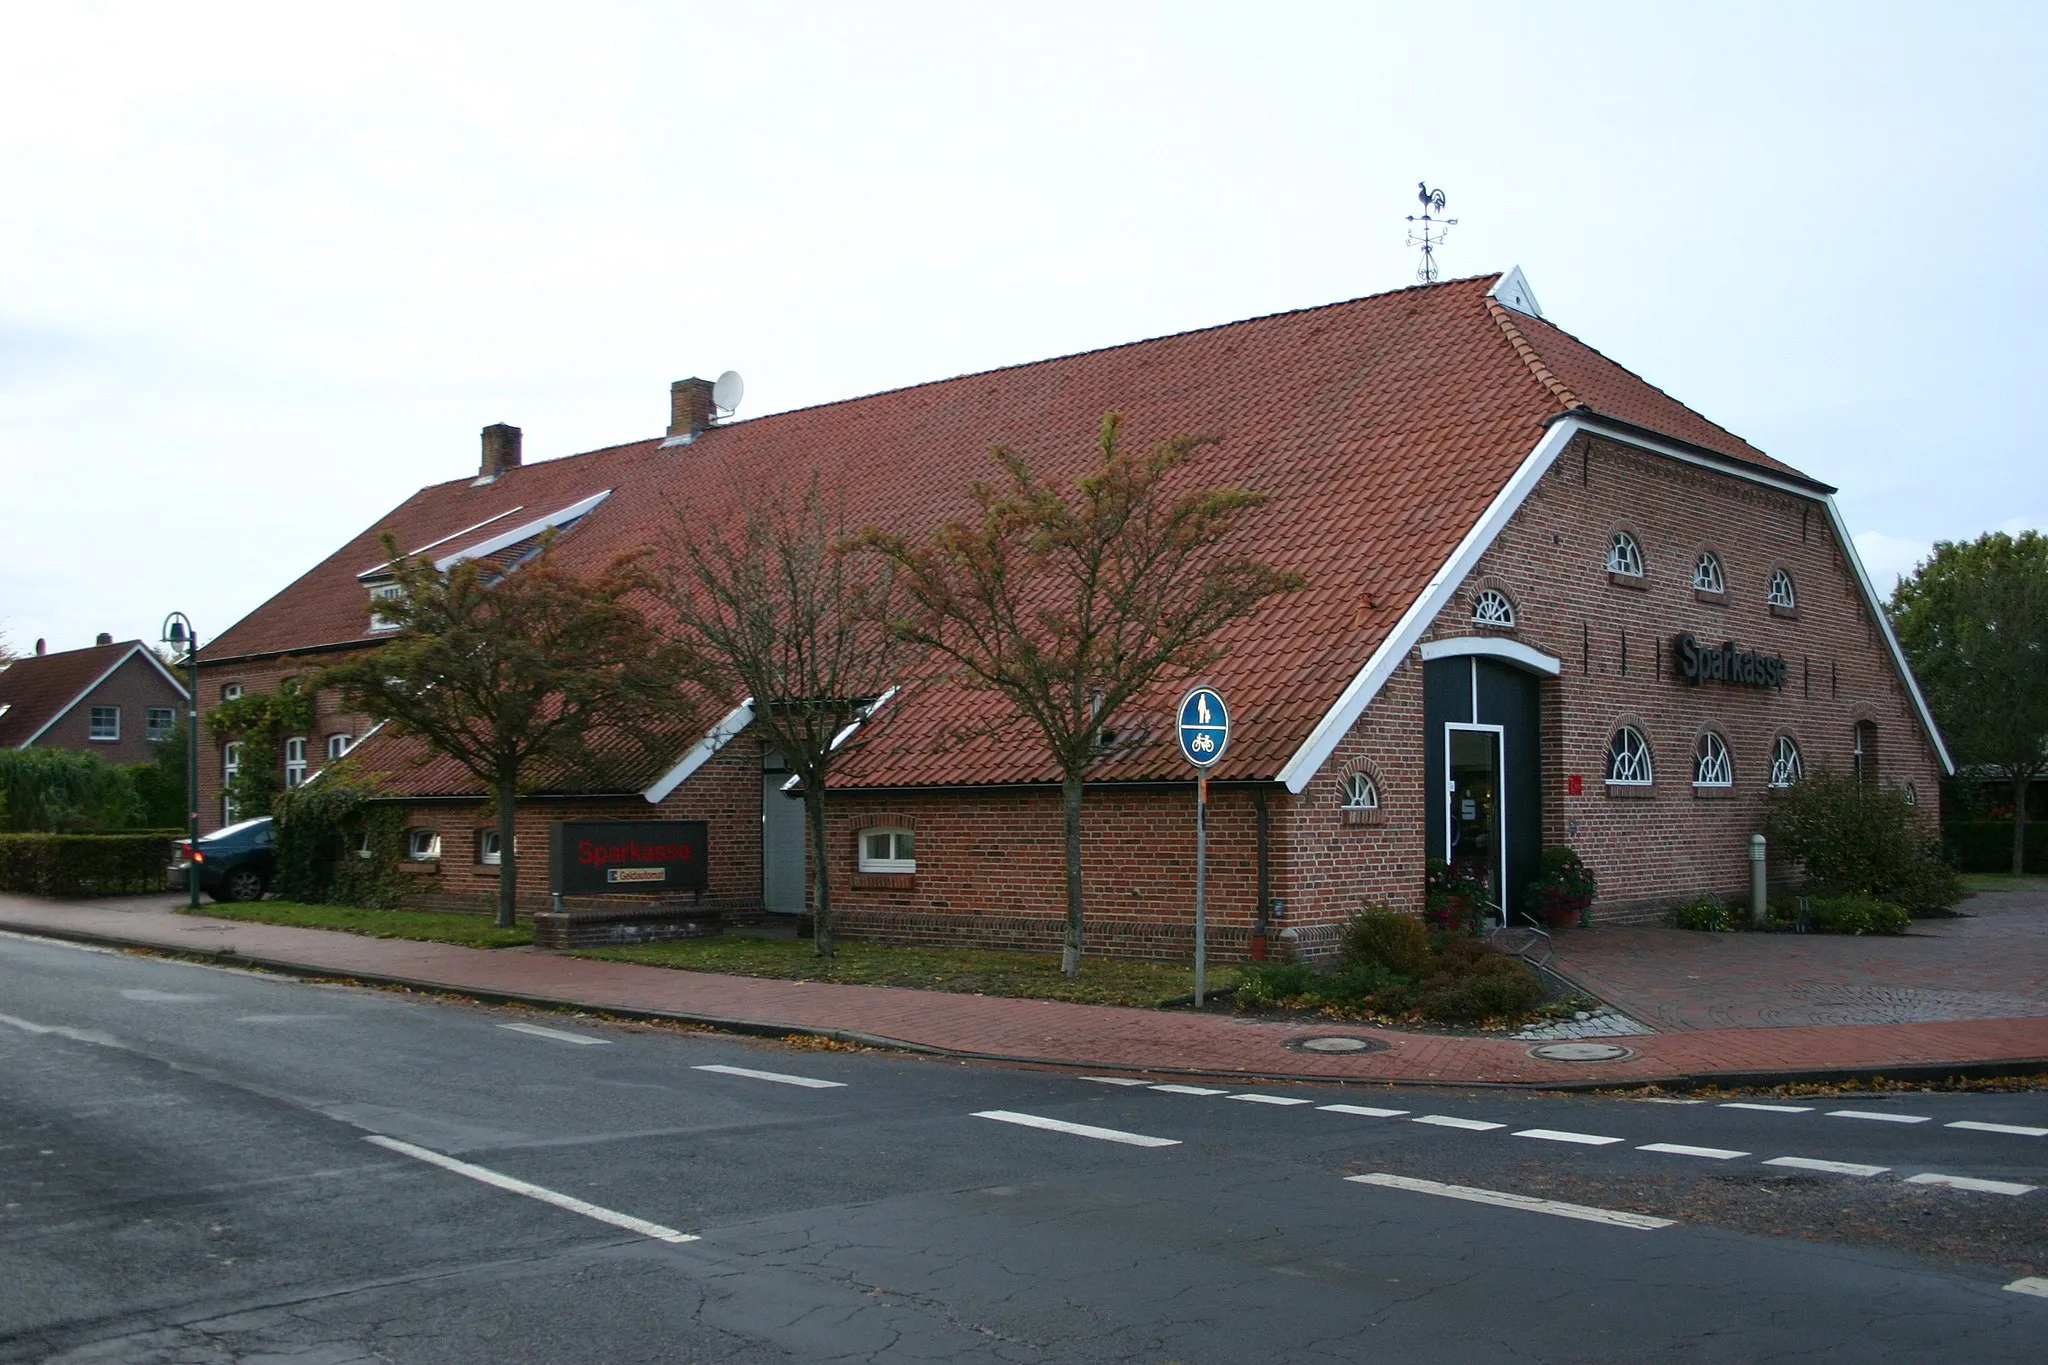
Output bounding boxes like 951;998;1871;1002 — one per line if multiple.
1405;182;1458;283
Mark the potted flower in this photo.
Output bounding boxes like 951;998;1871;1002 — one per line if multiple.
1522;846;1598;929
1425;858;1490;933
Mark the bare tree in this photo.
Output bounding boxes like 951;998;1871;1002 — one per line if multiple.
665;476;918;956
861;413;1302;976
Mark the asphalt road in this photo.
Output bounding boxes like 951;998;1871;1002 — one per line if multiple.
3;929;2045;1363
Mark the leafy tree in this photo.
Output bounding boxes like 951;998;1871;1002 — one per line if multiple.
1889;530;2048;874
664;476;917;956
861;413;1302;976
0;748;140;832
207;681;315;823
130;719;190;828
322;535;697;927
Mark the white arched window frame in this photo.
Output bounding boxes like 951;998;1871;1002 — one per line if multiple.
328;733;354;760
1341;772;1380;810
1768;568;1798;609
284;736;308;789
1471;589;1515;628
858;827;917;874
1607;532;1645;578
1770;735;1803;788
1905;782;1920;807
1693;551;1725;594
1693;731;1733;788
1605;726;1653;786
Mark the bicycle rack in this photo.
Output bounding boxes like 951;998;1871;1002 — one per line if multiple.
1482;898;1555;971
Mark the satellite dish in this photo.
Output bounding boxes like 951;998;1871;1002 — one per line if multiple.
712;370;744;415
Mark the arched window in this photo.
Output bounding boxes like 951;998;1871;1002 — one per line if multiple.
1341;772;1380;811
1693;551;1725;594
1768;568;1797;610
1693;732;1732;787
1905;782;1920;807
1471;588;1516;628
1607;532;1645;578
327;733;354;760
1606;726;1653;786
1770;735;1803;788
858;827;917;874
284;737;308;789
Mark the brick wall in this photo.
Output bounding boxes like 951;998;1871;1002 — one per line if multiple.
195;653;379;833
34;653;186;767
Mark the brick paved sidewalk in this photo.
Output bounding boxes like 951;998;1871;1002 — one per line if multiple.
4;893;2045;1089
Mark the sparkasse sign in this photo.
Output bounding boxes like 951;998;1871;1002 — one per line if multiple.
1673;632;1788;691
548;820;709;897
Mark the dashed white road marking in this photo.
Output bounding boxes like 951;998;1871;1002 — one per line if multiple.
499;1022;611;1046
692;1064;844;1089
1513;1129;1625;1146
1345;1173;1675;1230
972;1110;1179;1148
1231;1094;1314;1106
1150;1084;1229;1096
1634;1097;1704;1105
1904;1172;2037;1196
1319;1104;1409;1118
1764;1156;1889;1177
1720;1102;1813;1114
1826;1109;1929;1124
364;1135;696;1243
1413;1115;1506;1132
1639;1142;1749;1160
1948;1120;2048;1138
1081;1076;1153;1087
2007;1276;2048;1299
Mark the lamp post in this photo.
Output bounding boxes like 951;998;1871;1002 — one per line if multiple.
160;613;201;911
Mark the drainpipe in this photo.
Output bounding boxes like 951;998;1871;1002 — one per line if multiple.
1253;788;1271;961
1750;834;1768;928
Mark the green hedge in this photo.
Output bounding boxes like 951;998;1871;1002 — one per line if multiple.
1944;821;2047;874
0;832;178;897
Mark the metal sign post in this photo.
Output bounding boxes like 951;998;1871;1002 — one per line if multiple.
1175;685;1231;1007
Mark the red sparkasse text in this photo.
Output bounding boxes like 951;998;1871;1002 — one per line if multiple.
577;839;697;867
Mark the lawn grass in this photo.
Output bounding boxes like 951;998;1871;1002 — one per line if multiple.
572;936;1236;1009
1959;872;2048;894
182;900;533;948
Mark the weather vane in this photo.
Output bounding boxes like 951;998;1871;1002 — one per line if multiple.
1405;182;1457;283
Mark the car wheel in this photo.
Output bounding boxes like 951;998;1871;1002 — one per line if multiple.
221;867;266;903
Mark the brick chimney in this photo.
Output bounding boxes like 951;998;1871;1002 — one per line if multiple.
663;378;716;447
95;632;113;646
479;424;522;482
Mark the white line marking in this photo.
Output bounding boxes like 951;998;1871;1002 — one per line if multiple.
1413;1115;1506;1131
1150;1084;1229;1096
364;1135;696;1243
500;1022;611;1046
1345;1173;1674;1230
1947;1121;2048;1138
1319;1104;1409;1118
1512;1128;1625;1146
1081;1076;1153;1086
1231;1094;1315;1106
1826;1109;1929;1124
1764;1156;1889;1177
2007;1276;2048;1299
1720;1102;1813;1113
1639;1142;1749;1160
1904;1172;2037;1196
692;1064;844;1089
972;1110;1179;1148
1634;1096;1704;1105
0;929;114;953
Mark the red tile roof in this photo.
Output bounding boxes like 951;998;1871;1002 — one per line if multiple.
0;641;168;748
221;275;1818;796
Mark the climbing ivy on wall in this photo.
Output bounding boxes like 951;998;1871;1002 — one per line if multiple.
207;679;317;821
271;769;411;907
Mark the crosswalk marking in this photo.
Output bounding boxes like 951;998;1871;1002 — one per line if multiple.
1413;1115;1506;1132
692;1064;845;1089
973;1110;1179;1148
1904;1172;2036;1196
2007;1277;2048;1299
1947;1120;2048;1137
366;1136;695;1243
1639;1142;1749;1160
1231;1094;1314;1106
499;1022;611;1046
1764;1156;1888;1177
1513;1128;1625;1146
1081;1076;1153;1086
1346;1173;1674;1230
1720;1102;1813;1114
1150;1084;1230;1096
1827;1109;1929;1124
1318;1104;1409;1118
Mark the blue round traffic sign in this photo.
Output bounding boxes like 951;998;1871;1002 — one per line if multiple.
1176;685;1231;768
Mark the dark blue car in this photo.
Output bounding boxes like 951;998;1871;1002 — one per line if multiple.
168;817;276;903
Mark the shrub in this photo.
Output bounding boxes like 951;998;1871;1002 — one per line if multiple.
271;771;411;908
1766;769;1961;911
0;832;176;896
1410;938;1545;1023
1522;846;1598;928
1341;907;1433;976
1236;934;1542;1025
1806;895;1910;936
0;748;141;832
1234;962;1316;1010
1424;859;1490;932
1674;897;1737;932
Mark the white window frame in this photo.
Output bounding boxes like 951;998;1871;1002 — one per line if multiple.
327;733;353;760
406;828;443;861
1693;551;1725;594
284;736;308;789
222;683;244;702
1605;726;1653;786
1768;568;1797;609
369;582;405;632
857;827;916;874
223;741;242;783
146;707;176;741
1905;782;1919;807
1340;771;1380;811
479;830;503;865
88;706;120;741
1770;735;1803;788
1607;531;1645;578
1692;731;1733;788
1471;588;1515;628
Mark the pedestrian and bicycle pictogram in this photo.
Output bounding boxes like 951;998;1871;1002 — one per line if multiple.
1176;686;1231;769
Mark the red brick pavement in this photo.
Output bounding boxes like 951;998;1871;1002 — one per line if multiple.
4;893;2045;1089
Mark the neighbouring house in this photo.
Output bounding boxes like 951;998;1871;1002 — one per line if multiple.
194;270;1950;955
0;634;190;767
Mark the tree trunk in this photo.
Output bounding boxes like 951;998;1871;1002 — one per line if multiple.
806;779;834;957
2014;774;2031;877
495;778;519;929
1061;771;1086;977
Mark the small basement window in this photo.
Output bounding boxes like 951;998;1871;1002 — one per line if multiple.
858;828;916;874
406;829;443;861
222;683;244;702
88;706;120;741
478;830;502;865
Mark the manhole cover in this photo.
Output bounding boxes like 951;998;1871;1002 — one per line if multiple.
1284;1034;1390;1055
1528;1041;1634;1062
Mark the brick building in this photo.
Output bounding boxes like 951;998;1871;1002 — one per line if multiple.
0;635;188;767
195;271;1948;954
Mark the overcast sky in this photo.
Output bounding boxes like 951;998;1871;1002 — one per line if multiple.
3;1;2042;657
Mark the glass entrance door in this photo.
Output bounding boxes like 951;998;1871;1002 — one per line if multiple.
1446;725;1505;914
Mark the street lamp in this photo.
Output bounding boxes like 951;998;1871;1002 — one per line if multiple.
160;613;200;911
